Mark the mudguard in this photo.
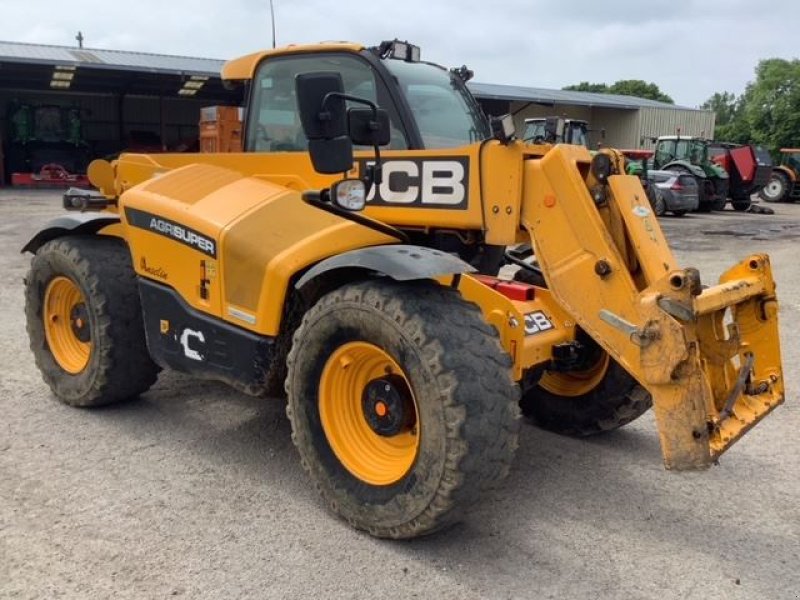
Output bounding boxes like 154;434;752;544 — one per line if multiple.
295;244;476;291
21;213;120;254
662;160;708;180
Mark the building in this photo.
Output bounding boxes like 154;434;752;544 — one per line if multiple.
0;40;240;184
472;82;715;150
0;40;714;184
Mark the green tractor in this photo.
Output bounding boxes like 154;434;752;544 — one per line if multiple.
650;135;728;211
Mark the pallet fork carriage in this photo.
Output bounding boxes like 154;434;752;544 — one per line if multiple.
22;40;784;538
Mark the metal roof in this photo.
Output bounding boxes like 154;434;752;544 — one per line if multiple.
468;81;696;111
0;40;224;76
0;40;698;111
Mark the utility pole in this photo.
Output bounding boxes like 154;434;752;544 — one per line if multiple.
269;0;276;48
75;31;84;49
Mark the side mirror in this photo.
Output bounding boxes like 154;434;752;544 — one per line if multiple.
544;116;565;143
348;108;390;146
296;72;354;174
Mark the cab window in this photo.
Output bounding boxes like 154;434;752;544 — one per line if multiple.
246;53;408;152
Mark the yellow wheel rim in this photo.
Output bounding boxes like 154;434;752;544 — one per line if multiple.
43;276;92;374
319;342;420;486
538;352;610;397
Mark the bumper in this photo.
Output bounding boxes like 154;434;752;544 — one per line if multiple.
664;190;699;211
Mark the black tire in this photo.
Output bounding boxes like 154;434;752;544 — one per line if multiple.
520;354;651;437
286;280;520;539
732;200;751;211
261;297;303;398
671;210;687;217
759;171;790;203
25;236;159;407
652;190;667;216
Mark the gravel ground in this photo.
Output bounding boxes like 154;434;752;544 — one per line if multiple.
1;190;798;600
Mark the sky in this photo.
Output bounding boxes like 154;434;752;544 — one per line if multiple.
2;0;799;107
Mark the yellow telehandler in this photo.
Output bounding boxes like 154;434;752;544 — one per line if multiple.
22;40;783;539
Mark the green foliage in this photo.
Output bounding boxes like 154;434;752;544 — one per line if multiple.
701;92;750;143
563;81;610;94
563;79;674;104
703;59;800;155
608;80;674;104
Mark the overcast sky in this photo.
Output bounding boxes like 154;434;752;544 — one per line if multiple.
3;0;798;107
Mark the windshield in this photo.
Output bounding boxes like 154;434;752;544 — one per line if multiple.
786;152;800;171
522;120;588;146
566;124;588;146
384;60;490;148
523;121;545;142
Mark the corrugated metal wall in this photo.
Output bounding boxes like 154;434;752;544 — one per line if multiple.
505;100;715;151
635;107;716;149
590;107;640;149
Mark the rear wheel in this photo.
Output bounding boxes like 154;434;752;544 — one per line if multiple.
711;197;728;211
25;236;159;407
652;190;667;216
520;339;651;436
760;171;790;203
731;198;752;211
286;280;520;538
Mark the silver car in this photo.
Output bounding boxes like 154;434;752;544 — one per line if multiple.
647;170;700;216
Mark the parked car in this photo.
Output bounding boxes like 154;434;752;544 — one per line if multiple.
647;169;699;216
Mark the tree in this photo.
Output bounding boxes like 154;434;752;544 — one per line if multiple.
563;81;609;94
608;80;674;104
563;79;674;104
701;92;750;143
741;58;800;154
702;59;800;154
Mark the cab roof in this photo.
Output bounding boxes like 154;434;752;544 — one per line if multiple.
657;135;707;141
222;42;364;81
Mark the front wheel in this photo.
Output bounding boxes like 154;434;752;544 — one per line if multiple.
25;236;159;407
286;280;520;539
520;344;651;437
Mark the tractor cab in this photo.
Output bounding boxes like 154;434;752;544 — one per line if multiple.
652;136;709;169
522;118;590;146
231;41;491;155
779;148;800;173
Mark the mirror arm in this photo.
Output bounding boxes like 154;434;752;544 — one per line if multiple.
320;92;384;197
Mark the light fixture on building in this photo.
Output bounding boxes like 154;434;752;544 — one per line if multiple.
50;64;76;89
178;75;208;96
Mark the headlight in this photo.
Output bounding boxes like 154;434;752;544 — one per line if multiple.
332;179;367;211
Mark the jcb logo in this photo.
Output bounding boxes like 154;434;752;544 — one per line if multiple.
524;311;554;336
359;157;469;209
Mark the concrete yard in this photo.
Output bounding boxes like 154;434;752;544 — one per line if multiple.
1;190;798;599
